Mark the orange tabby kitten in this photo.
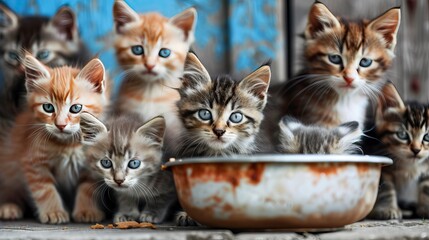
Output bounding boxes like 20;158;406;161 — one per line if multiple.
0;56;107;224
112;0;196;157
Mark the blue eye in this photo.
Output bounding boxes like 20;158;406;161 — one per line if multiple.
7;51;20;61
396;131;408;140
69;104;82;114
128;159;141;169
131;45;144;55
229;112;243;123
424;134;429;142
359;58;373;67
42;103;55;113
100;159;112;169
158;48;171;58
36;50;50;61
198;109;212;121
328;54;342;65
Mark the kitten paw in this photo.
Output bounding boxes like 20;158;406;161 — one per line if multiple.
73;208;105;223
114;213;138;223
139;212;161;224
0;203;23;220
175;211;199;226
367;207;402;220
39;210;70;224
416;205;429;218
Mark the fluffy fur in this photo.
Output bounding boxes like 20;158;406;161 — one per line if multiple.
112;0;196;157
0;56;107;224
367;82;429;220
278;117;362;154
80;113;176;224
176;53;271;157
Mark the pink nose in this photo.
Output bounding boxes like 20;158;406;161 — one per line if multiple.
343;76;354;85
145;64;155;71
56;124;66;131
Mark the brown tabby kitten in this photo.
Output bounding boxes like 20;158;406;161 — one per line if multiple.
176;53;271;157
0;56;107;223
278;117;362;154
0;3;90;142
112;0;196;157
262;2;400;150
80;113;176;224
367;82;429;220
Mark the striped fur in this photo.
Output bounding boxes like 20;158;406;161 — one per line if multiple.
176;53;270;157
367;82;429;219
0;56;107;224
80;113;176;224
112;1;196;158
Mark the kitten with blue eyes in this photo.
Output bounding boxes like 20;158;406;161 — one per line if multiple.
0;3;90;143
112;1;197;158
177;52;270;157
367;82;429;220
79;113;177;224
261;2;400;151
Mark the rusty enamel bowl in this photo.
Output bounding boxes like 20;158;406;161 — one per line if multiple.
165;154;392;229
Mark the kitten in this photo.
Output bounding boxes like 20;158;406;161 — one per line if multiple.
278;117;362;154
262;2;400;150
367;82;429;220
176;52;271;157
0;3;91;141
0;56;107;224
112;1;196;157
79;113;176;224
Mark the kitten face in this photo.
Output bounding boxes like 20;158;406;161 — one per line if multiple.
278;117;362;154
113;1;196;85
23;56;106;140
376;83;429;164
80;114;165;191
177;53;270;156
303;3;400;96
0;4;82;85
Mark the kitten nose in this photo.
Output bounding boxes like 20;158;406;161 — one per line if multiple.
55;124;66;131
144;63;155;72
213;129;226;137
114;179;124;185
411;148;421;155
343;76;354;85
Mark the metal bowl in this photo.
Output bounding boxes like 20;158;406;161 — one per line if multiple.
165;154;392;229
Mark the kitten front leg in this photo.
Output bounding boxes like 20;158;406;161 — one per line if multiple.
367;177;402;220
417;175;429;218
140;196;175;224
114;194;139;223
72;177;105;223
25;164;69;224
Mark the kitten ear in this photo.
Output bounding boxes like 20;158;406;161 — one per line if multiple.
239;64;271;100
169;8;197;42
77;59;105;93
378;81;404;112
51;6;77;41
23;55;51;92
367;7;400;51
79;112;108;145
305;2;340;39
135;116;166;147
278;116;302;141
0;3;18;30
336;121;362;151
183;52;211;87
113;0;140;34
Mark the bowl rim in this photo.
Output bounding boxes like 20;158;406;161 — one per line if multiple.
165;154;393;167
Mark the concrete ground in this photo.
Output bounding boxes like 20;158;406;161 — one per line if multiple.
1;220;429;240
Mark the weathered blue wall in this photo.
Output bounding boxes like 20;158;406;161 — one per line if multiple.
3;0;283;80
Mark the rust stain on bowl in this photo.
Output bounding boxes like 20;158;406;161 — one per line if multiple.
308;163;344;176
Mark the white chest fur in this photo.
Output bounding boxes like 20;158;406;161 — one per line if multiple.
335;93;368;127
53;146;85;189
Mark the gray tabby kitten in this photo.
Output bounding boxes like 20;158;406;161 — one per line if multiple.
367;82;429;219
80;113;176;223
278;117;363;154
176;52;271;157
0;3;90;139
